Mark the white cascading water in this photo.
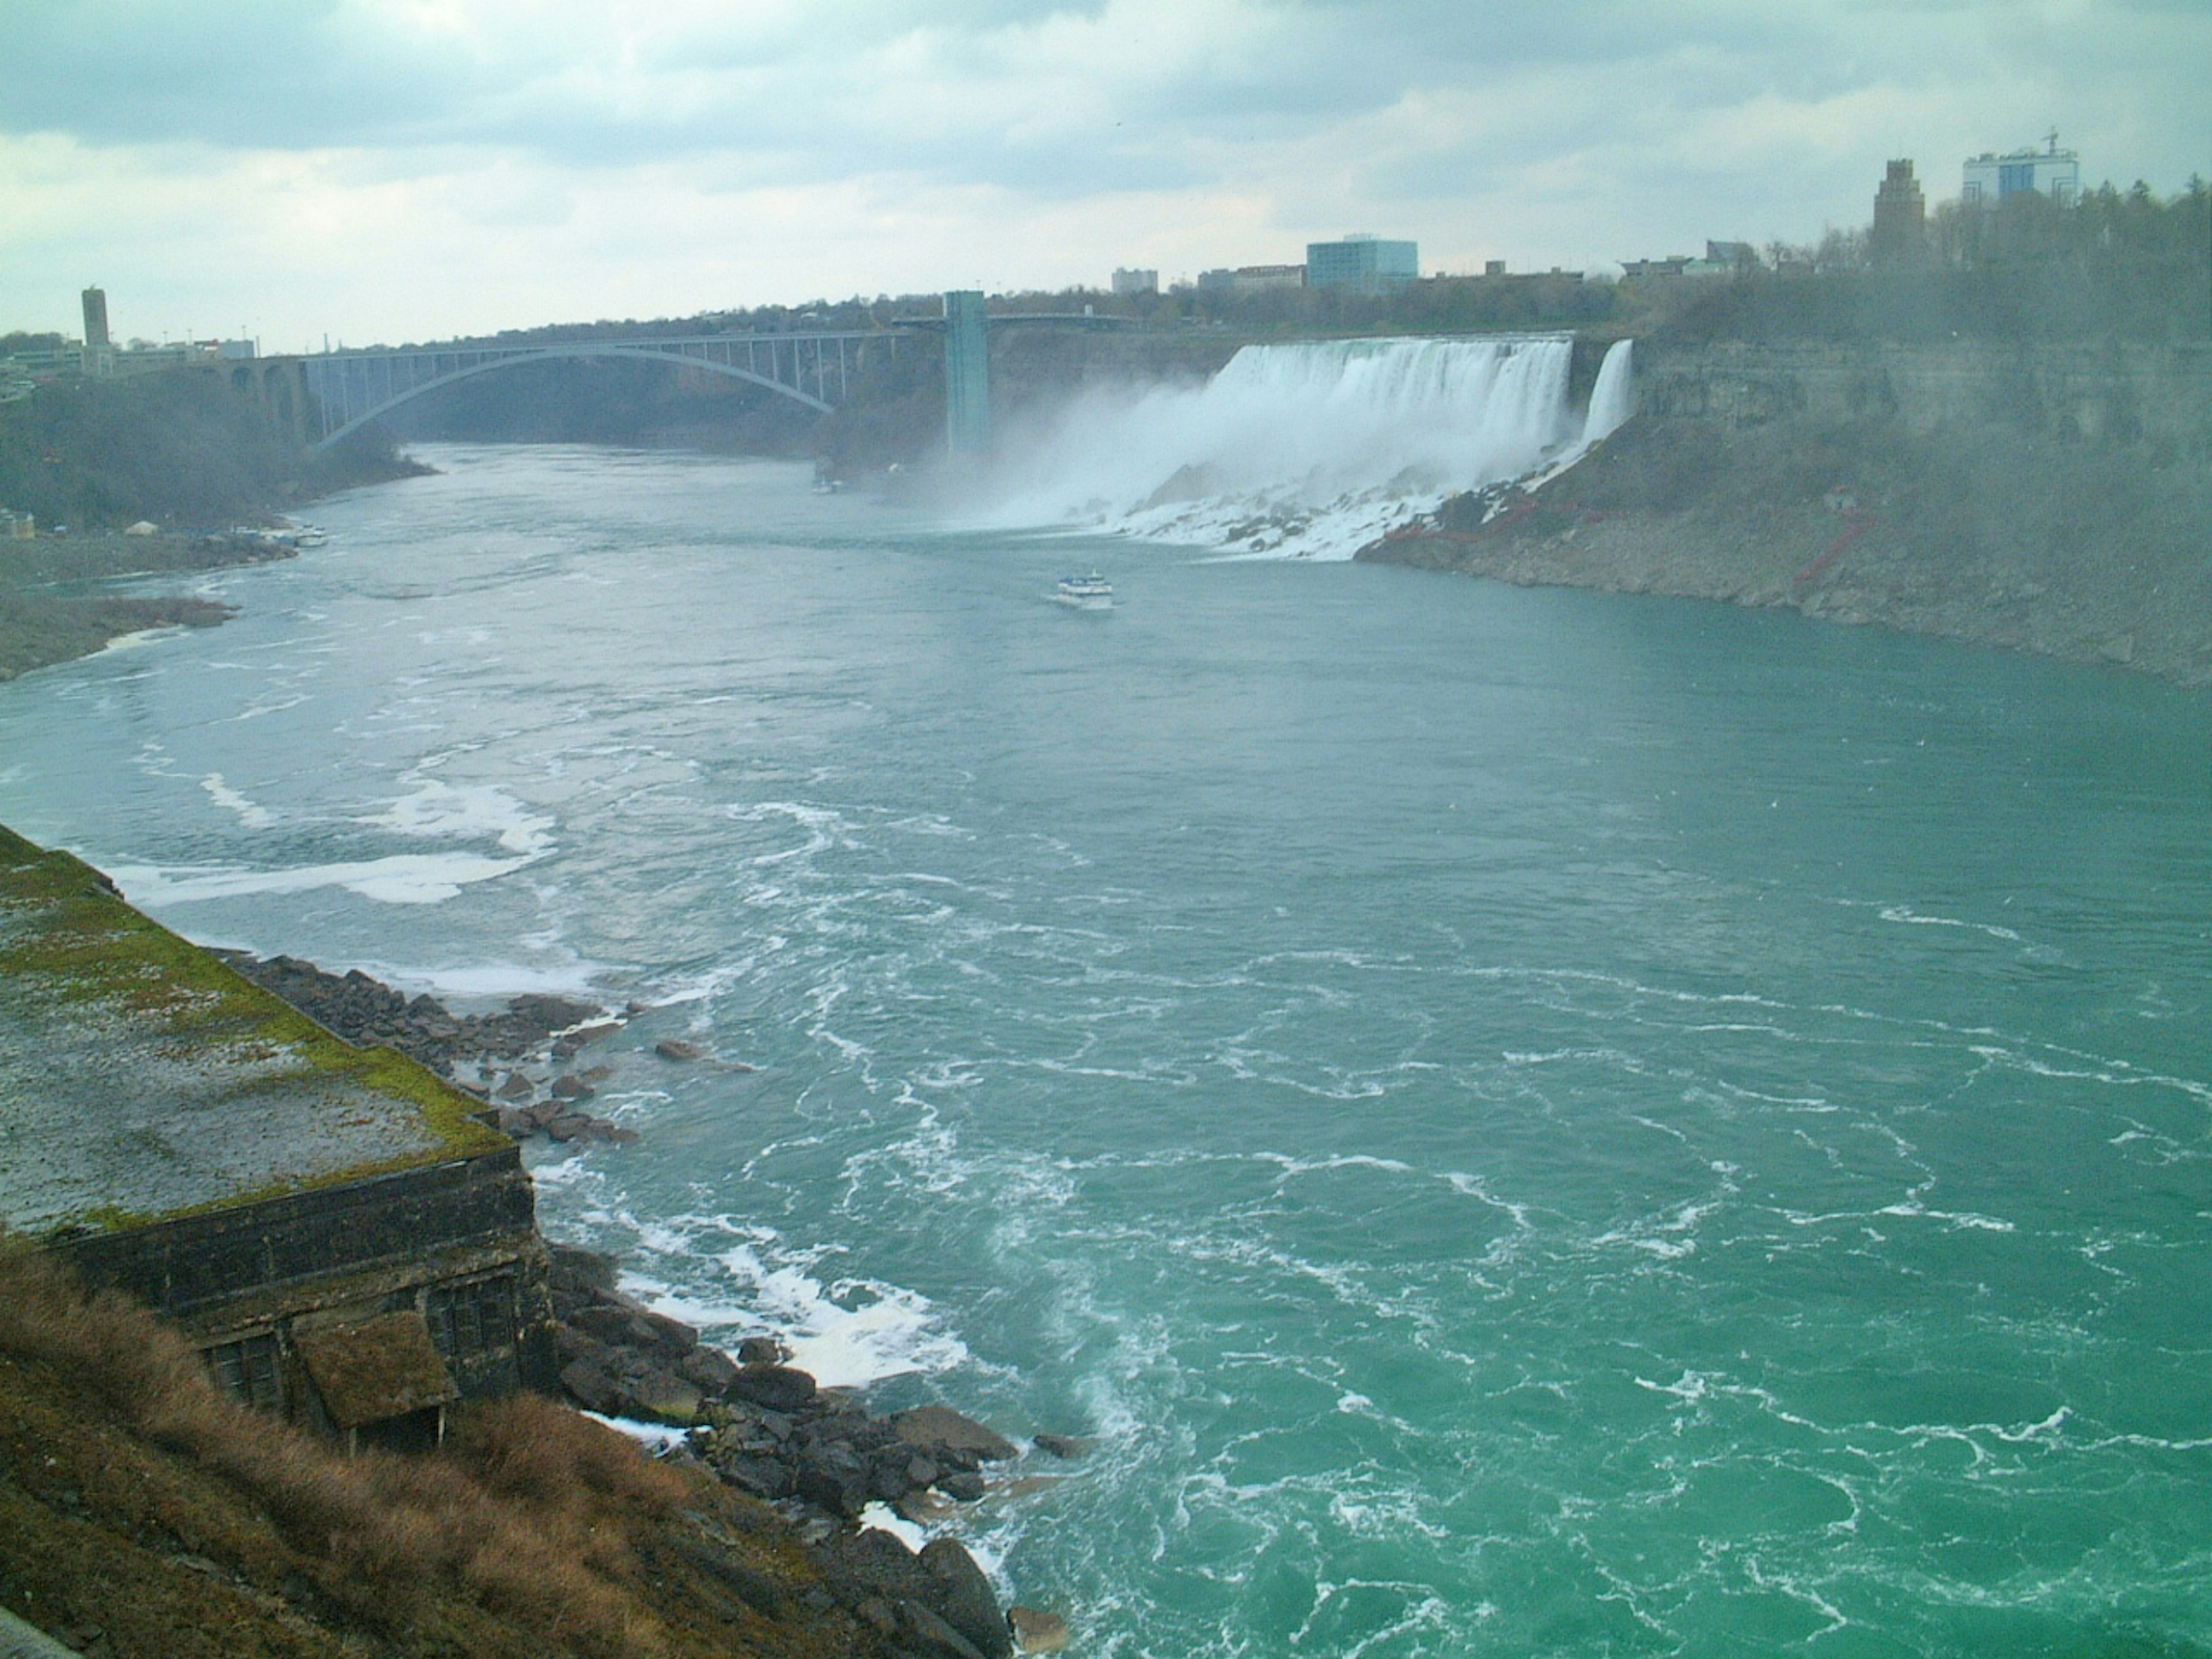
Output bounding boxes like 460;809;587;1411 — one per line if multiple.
990;334;1635;560
1580;337;1636;446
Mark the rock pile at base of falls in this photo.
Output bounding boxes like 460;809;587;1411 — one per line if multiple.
547;1244;1082;1659
213;950;641;1144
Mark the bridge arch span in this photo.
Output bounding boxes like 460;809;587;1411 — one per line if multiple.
305;338;852;452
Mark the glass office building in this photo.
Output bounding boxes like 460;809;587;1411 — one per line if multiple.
1306;236;1419;290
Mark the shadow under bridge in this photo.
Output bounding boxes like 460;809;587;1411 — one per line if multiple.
300;332;887;452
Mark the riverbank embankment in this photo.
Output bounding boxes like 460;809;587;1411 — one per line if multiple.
1361;338;2212;685
0;532;301;681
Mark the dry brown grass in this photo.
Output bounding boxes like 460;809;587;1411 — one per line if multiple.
0;1243;706;1657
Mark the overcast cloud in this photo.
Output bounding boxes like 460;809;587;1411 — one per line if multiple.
2;0;2203;348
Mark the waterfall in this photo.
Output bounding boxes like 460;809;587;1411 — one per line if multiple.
1581;339;1636;445
991;333;1631;560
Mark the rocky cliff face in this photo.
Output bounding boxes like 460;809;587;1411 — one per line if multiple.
1362;338;2212;685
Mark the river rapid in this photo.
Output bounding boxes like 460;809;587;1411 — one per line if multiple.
2;442;2208;1658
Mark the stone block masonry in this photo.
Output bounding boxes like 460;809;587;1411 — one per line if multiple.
0;824;555;1441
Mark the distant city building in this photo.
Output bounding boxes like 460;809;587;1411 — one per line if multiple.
942;290;990;457
1306;235;1419;290
1870;160;1927;265
79;285;113;377
1483;260;1507;276
219;339;257;360
1111;267;1158;297
1963;134;2080;207
1195;263;1309;295
1623;244;1755;281
1231;264;1305;292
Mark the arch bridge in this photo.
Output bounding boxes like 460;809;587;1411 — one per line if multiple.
300;332;888;452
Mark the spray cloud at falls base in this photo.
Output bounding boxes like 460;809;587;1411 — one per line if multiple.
988;336;1635;559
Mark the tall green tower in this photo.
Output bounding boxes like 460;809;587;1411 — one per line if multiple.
942;290;991;457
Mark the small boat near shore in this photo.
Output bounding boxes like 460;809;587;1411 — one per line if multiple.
1055;573;1114;611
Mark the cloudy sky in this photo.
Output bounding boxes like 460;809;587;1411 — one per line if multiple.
3;0;2204;351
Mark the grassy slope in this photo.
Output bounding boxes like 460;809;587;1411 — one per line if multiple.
0;1249;891;1659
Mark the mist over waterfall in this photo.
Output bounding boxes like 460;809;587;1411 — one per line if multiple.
990;335;1633;559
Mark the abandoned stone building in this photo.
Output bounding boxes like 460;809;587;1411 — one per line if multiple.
0;825;556;1449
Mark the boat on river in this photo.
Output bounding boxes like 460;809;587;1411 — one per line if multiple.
1055;573;1114;611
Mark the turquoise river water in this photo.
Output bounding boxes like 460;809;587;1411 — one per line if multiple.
2;444;2207;1658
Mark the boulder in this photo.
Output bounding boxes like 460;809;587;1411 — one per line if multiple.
736;1335;789;1365
921;1537;1012;1659
1032;1433;1095;1460
656;1038;708;1060
553;1324;609;1365
897;1599;990;1659
1009;1607;1073;1653
550;1073;596;1100
558;1355;624;1415
621;1366;704;1426
508;993;602;1031
676;1345;740;1394
796;1459;870;1518
572;1297;698;1356
727;1362;818;1412
892;1405;1020;1463
719;1454;795;1500
549;1244;620;1290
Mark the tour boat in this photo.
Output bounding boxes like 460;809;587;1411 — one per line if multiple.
1055;573;1114;611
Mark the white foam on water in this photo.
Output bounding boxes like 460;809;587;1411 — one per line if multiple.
199;773;276;830
684;1241;972;1389
984;335;1604;560
585;1412;694;1452
859;1502;933;1551
349;956;615;1002
1876;903;2025;944
107;849;536;907
95;626;187;656
361;777;552;856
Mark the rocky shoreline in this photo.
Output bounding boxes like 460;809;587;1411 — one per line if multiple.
214;950;661;1145
1360;358;2212;690
0;531;301;683
215;946;1075;1655
546;1242;1075;1657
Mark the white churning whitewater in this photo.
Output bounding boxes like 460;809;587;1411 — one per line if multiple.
994;334;1631;559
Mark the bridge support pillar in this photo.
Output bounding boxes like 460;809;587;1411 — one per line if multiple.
943;290;991;456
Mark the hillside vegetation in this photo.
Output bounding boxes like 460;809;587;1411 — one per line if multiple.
0;372;416;533
0;1244;893;1659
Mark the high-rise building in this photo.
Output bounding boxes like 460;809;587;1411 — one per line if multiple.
942;290;991;457
1870;160;1927;265
1305;235;1419;290
1111;267;1158;296
1962;134;2080;207
80;286;109;349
